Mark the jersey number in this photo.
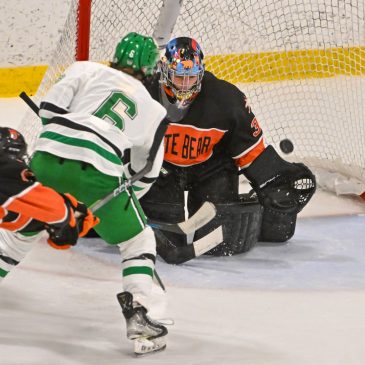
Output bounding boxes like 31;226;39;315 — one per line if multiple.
93;91;137;130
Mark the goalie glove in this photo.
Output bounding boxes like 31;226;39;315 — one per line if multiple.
46;193;100;249
242;145;316;214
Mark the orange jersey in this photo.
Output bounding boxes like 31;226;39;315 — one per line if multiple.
0;156;68;233
144;71;265;168
164;124;227;166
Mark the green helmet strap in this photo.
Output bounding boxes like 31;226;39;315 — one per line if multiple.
113;32;159;76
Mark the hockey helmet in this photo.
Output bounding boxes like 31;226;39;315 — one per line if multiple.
112;32;159;76
161;37;204;107
0;127;27;160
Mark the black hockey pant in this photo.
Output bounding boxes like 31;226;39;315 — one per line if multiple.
140;155;239;247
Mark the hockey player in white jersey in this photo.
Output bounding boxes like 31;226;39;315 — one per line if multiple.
29;32;169;355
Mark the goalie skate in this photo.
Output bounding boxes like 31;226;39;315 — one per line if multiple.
117;291;168;356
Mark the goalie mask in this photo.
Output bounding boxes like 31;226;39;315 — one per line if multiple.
160;37;204;109
112;32;159;77
0;127;27;161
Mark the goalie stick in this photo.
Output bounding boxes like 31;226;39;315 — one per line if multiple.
155;225;224;265
19;91;218;235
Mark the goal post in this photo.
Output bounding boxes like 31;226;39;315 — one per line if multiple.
20;0;365;196
75;0;92;61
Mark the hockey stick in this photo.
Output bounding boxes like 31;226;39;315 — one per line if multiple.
147;200;260;235
19;91;219;235
155;225;223;265
147;201;216;235
19;91;39;115
153;0;183;49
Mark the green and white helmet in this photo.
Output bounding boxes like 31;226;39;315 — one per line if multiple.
112;32;159;76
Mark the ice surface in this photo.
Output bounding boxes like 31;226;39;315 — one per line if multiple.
1;98;365;364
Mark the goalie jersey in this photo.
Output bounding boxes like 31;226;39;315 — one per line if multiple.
144;70;265;169
36;61;166;188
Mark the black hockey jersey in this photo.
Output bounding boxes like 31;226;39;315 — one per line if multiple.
0;155;68;233
144;71;265;168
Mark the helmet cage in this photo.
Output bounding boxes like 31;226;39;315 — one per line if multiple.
161;62;204;102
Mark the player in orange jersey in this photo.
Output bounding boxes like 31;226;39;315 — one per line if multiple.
0;127;98;280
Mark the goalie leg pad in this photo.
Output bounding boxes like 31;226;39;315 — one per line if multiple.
259;207;297;242
194;195;263;256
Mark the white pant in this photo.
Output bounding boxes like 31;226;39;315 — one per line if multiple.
0;229;46;279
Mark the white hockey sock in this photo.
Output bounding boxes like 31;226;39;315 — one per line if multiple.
118;227;156;310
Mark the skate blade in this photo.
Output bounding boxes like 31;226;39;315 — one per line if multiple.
134;336;166;356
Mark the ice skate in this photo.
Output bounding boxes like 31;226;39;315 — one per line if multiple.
117;291;167;356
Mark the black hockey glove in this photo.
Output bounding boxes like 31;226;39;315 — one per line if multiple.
45;193;99;249
242;145;316;214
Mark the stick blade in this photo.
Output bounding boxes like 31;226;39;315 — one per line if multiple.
192;225;223;257
177;201;217;235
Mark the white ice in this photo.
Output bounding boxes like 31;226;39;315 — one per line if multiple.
0;98;365;365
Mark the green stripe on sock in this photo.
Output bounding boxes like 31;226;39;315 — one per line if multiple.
0;267;9;277
123;266;153;277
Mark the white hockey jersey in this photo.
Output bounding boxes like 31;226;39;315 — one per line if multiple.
36;61;166;194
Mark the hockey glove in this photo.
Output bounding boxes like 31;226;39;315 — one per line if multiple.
46;193;99;249
62;193;100;237
243;145;316;214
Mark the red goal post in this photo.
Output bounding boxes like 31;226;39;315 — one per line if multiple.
20;0;365;197
75;0;92;61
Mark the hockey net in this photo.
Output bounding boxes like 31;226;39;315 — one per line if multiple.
20;0;365;196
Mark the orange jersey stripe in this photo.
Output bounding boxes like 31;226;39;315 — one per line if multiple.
234;138;265;168
0;215;32;232
4;182;68;224
164;124;226;166
0;206;7;220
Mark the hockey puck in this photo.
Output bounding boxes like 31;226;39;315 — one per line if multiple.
279;139;294;154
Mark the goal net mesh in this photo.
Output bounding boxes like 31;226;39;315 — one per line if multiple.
21;0;365;194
